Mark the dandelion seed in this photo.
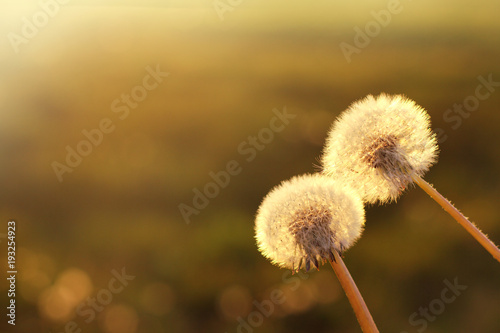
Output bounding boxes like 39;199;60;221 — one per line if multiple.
321;93;438;204
254;174;378;331
322;93;500;263
254;174;364;271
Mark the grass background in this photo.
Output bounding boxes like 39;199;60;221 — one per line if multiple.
0;1;499;332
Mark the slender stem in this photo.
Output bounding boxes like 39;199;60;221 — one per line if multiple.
329;251;379;333
413;174;500;263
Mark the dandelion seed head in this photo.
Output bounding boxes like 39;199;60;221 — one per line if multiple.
321;94;439;204
255;174;365;271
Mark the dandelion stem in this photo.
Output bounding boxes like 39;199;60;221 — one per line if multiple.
413;174;500;263
329;251;379;333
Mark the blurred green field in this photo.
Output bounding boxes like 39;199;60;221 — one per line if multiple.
0;1;499;332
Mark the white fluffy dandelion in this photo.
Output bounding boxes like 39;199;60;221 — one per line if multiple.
322;93;500;263
255;174;379;332
255;173;364;271
321;93;438;204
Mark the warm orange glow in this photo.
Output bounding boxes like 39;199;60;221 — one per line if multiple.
102;304;139;333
